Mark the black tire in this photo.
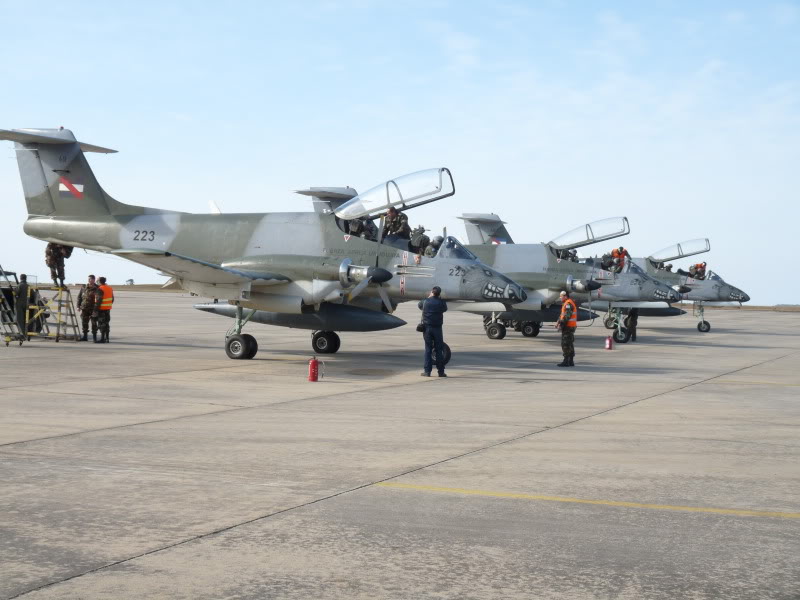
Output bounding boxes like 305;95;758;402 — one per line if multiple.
329;332;341;353
442;343;451;365
241;333;258;359
312;331;339;354
225;334;251;359
612;327;630;344
604;316;616;330
697;321;711;333
486;323;506;340
521;322;540;338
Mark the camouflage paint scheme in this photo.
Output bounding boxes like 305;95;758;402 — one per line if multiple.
2;128;526;334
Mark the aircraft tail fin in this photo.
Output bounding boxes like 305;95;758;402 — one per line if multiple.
458;213;515;245
1;128;157;217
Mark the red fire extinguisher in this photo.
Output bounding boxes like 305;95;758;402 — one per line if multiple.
308;356;322;381
605;335;613;350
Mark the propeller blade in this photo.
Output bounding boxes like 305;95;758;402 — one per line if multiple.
347;276;372;301
378;286;393;313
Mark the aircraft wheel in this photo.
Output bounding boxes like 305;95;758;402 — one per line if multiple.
486;323;507;340
603;316;616;330
612;327;630;344
225;334;252;359
241;333;258;359
442;343;451;365
697;321;711;333
312;331;339;354
521;322;540;337
329;332;341;353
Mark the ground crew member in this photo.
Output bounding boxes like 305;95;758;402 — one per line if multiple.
694;262;707;279
45;243;73;288
15;273;30;338
384;207;411;239
624;308;639;342
424;236;444;257
611;247;629;273
410;225;430;254
76;274;100;342
555;290;577;367
418;285;448;377
95;276;114;343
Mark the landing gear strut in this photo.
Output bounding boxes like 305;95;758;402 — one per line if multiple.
312;331;341;354
607;307;630;343
225;304;258;359
694;302;710;332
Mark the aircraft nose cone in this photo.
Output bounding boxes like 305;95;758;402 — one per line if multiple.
729;288;750;302
509;284;528;302
667;288;681;303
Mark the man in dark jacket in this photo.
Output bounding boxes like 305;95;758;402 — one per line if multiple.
418;285;448;377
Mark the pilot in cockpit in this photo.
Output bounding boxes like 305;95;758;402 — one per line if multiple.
348;217;377;241
424;236;444;257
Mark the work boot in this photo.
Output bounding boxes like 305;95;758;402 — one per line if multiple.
80;333;88;342
569;356;575;367
420;372;431;377
52;279;59;287
438;372;447;378
557;358;569;367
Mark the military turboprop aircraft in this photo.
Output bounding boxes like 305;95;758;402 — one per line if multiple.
457;214;681;340
1;128;527;358
634;239;749;332
583;238;749;335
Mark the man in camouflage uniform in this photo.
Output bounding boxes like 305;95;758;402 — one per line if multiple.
45;243;73;288
384;207;411;239
95;276;113;343
410;225;430;254
555;290;577;367
76;274;100;342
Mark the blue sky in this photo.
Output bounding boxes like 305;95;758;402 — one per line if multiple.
1;0;798;304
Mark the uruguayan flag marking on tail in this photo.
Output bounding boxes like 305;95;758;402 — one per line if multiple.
58;176;84;199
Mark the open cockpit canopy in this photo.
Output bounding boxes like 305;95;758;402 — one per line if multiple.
547;217;630;251
334;168;455;220
649;238;710;262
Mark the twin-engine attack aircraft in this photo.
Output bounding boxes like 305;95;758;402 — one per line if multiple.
582;239;749;335
1;128;526;359
457;214;681;340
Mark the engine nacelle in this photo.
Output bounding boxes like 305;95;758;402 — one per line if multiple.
338;258;393;287
564;275;602;293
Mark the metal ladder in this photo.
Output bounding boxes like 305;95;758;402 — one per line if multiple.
25;285;81;343
0;265;23;346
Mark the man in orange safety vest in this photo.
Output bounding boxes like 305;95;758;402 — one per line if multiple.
555;290;578;367
95;276;114;343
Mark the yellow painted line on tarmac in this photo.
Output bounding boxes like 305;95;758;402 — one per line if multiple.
704;380;800;387
375;482;800;519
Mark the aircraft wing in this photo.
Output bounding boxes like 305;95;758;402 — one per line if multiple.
111;250;291;285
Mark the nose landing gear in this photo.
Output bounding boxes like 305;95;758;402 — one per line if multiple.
694;302;711;333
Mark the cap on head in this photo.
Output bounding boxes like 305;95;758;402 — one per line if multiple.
432;286;441;296
618;247;624;252
560;290;568;297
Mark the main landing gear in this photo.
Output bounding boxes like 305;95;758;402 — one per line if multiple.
312;331;341;354
225;305;259;359
483;315;540;340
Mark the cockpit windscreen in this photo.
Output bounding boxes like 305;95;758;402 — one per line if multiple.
435;236;477;260
649;238;710;262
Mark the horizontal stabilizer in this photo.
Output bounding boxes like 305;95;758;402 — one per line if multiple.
0;128;117;153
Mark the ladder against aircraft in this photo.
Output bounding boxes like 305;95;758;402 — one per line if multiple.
1;265;81;346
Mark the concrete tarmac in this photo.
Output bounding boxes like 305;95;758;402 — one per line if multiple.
1;291;798;599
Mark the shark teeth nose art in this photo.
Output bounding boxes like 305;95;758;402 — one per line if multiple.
652;289;668;300
483;282;507;299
